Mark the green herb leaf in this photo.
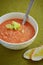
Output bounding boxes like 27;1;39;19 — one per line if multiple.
12;21;20;30
6;21;20;30
6;24;13;29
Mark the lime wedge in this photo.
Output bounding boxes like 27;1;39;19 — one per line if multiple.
23;48;35;59
31;46;43;61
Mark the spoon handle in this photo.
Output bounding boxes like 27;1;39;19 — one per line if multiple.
22;0;34;24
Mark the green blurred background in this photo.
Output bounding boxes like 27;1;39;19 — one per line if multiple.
0;0;43;65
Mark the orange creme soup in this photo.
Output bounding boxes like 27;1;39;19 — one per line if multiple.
0;18;35;43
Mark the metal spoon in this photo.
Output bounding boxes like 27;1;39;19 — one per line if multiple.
22;0;34;24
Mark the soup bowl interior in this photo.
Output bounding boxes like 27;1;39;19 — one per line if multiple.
0;12;38;50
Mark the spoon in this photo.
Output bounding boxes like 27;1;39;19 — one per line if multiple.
22;0;34;24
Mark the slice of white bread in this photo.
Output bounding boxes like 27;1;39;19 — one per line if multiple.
23;45;43;61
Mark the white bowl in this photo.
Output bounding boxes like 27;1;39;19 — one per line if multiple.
0;12;38;50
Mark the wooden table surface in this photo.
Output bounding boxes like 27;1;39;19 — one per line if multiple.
0;0;43;65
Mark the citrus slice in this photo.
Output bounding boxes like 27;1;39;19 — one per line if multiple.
31;46;43;61
23;48;35;59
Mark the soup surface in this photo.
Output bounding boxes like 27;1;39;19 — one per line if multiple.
0;18;35;43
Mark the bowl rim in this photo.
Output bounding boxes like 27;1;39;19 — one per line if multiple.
0;12;38;45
